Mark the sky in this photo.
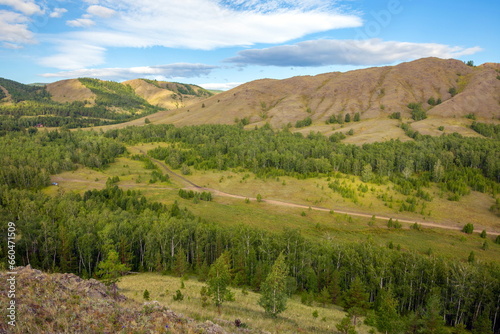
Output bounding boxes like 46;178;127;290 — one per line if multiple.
0;0;498;90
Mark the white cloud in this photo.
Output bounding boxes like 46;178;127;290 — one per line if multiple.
49;8;67;18
225;39;483;66
0;0;43;15
200;82;243;91
97;0;361;50
40;63;218;80
66;18;95;27
87;5;116;18
38;43;106;70
0;9;36;46
40;0;362;69
2;41;23;49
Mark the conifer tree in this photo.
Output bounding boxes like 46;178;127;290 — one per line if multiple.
420;291;447;334
343;276;370;325
259;252;289;317
96;249;130;297
375;288;403;334
207;252;232;314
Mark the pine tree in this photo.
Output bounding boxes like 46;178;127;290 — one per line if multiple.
259;252;289;317
174;247;187;277
421;291;447;334
343;277;370;325
375;288;403;334
207;252;232;314
336;315;358;334
472;311;493;334
143;289;150;301
329;270;342;304
96;249;130;297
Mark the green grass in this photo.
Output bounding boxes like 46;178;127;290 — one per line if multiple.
46;146;500;264
118;273;375;334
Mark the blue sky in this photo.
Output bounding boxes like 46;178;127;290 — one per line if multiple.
0;0;498;90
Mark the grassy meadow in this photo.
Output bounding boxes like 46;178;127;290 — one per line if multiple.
45;144;500;264
118;273;375;334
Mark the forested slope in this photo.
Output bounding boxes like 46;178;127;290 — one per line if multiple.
0;77;165;131
0;124;499;332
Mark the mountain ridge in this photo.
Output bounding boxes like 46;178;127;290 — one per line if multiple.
154;58;500;129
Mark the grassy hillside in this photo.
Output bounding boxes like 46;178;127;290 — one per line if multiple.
0;77;164;131
124;79;213;109
119;273;375;334
100;58;500;144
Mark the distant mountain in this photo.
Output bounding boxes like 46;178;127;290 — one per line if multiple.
0;77;213;130
123;79;213;109
149;58;500;128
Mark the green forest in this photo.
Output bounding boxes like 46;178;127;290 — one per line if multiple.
0;123;499;333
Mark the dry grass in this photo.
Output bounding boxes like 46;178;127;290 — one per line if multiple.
84;58;500;134
119;273;375;334
45;79;95;104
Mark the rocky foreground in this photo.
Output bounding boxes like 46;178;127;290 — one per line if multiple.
0;266;230;334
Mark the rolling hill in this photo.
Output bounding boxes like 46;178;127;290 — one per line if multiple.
108;57;498;143
0;77;213;131
123;79;213;109
2;57;499;142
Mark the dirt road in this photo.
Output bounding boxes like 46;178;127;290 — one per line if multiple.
142;152;499;236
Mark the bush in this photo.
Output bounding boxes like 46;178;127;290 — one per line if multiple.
143;289;150;301
295;117;312;128
389;112;401;119
173;289;184;301
462;223;474;234
407;103;427;121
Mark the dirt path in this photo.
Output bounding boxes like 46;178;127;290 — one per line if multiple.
142;153;499;236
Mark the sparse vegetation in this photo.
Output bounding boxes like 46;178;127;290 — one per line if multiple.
407;102;427;121
295;116;312;128
389;112;401;119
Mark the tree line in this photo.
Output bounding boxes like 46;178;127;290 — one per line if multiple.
108;123;499;201
0;185;497;332
0;130;124;189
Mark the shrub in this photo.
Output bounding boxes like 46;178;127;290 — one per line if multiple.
173;289;184;301
407;103;427;121
295;117;312;128
465;113;476;120
462;223;474;234
389;112;401;119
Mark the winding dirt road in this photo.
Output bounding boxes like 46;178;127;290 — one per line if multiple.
141;151;499;236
